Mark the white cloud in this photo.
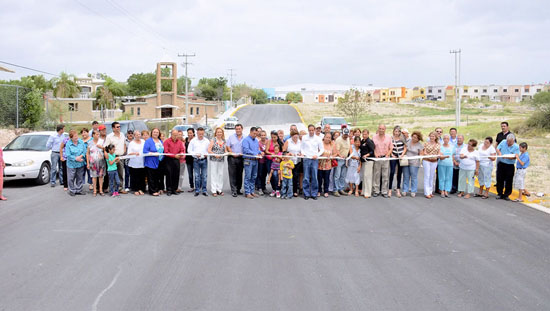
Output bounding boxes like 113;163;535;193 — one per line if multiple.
1;0;549;87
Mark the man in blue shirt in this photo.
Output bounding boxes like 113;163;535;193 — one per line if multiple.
496;134;520;200
242;127;261;199
46;124;65;187
226;124;244;197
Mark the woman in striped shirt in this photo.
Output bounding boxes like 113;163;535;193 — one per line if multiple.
389;126;407;198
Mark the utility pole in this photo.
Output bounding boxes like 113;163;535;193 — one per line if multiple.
178;52;195;124
450;49;461;127
227;68;236;108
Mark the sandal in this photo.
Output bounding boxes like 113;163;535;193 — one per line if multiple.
93;192;97;197
458;193;463;198
152;192;160;196
474;193;483;197
99;192;105;196
512;198;522;202
482;195;489;199
219;192;224;196
0;196;7;201
212;193;218;197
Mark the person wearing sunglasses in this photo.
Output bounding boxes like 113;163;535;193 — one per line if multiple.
104;121;127;194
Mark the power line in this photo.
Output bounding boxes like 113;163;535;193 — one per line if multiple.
227;68;236;105
178;53;196;124
0;61;58;76
450;49;462;127
103;0;173;50
73;0;170;52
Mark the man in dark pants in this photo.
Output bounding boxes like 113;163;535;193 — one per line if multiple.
163;129;185;196
226;124;244;197
185;128;195;192
495;121;515;188
496;134;519;200
450;135;464;194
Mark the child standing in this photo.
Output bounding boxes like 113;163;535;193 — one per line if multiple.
513;142;530;202
279;152;295;199
106;144;121;197
267;144;282;198
345;137;362;196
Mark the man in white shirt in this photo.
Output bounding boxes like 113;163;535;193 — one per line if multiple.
188;127;211;196
300;124;323;200
104;121;127;193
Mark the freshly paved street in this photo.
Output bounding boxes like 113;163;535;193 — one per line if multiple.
1;104;550;310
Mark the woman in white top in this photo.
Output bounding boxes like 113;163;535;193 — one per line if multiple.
127;131;146;195
458;139;480;199
283;130;303;197
476;136;497;199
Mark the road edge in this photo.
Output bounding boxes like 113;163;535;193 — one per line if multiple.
219;103;250;128
289;103;306;125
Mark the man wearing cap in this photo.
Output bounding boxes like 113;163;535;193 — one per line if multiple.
104;121;127;194
333;127;351;196
402;128;410;144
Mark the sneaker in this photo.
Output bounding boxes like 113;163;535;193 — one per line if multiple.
68;191;76;197
402;192;407;197
125;188;130;193
276;191;281;198
333;191;341;197
339;190;348;196
411;193;416;198
270;191;276;197
50;184;55;188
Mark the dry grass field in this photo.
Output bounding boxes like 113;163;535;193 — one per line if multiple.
295;101;550;207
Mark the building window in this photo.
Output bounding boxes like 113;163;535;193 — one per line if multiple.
68;103;78;111
524;88;529;92
137;107;141;116
464;89;468;93
503;89;507;92
196;107;200;115
421;90;424;94
474;89;478;93
438;89;442;93
493;89;498;93
131;107;134;115
190;107;194;115
515;89;519;93
537;89;541;92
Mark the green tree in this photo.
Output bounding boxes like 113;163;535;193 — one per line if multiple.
21;88;44;128
51;72;80;98
196;77;227;100
231;83;253;101
527;91;550;129
285;92;303;103
127;72;156;96
177;76;192;94
336;89;372;125
251;88;268;105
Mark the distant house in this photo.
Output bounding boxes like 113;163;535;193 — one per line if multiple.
411;87;426;100
425;86;446;101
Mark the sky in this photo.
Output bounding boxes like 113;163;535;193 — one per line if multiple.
1;0;549;88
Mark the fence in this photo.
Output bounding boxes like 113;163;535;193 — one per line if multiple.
0;84;31;128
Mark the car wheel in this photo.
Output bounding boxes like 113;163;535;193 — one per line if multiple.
35;162;51;185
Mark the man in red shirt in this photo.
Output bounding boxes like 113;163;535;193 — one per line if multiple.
163;129;185;196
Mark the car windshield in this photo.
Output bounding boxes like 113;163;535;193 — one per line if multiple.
325;118;346;125
4;135;51;151
174;125;193;132
105;123;129;135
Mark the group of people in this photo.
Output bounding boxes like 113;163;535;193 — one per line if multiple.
43;120;530;202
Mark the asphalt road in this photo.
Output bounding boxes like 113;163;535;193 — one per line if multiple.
233;104;303;127
1;104;550;311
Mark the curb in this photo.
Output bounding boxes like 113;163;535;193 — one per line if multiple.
220;104;250;128
289;103;306;125
473;179;548;214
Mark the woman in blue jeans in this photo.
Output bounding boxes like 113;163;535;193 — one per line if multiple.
402;131;423;197
438;134;455;198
